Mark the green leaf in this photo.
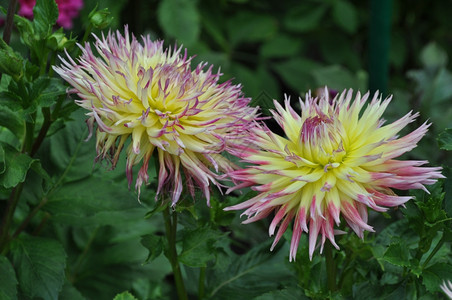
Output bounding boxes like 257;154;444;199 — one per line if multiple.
0;143;5;174
0;143;35;188
0;255;18;300
272;58;321;93
206;241;293;300
312;65;367;92
178;226;221;267
13;15;35;47
47;109;94;183
113;291;138;300
422;263;452;293
58;281;85;300
227;12;277;47
45;175;141;225
10;236;66;300
382;242;411;267
0;103;24;138
438;128;452;151
141;235;164;263
254;287;308;300
260;35;302;59
32;77;67;107
33;0;58;37
284;5;327;33
332;0;358;34
421;42;448;68
158;0;200;46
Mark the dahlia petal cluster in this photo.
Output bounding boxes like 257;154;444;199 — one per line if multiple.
19;0;83;29
225;89;443;261
54;27;257;205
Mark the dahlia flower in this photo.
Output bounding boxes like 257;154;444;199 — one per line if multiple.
54;27;257;205
441;281;452;299
19;0;83;29
225;89;443;261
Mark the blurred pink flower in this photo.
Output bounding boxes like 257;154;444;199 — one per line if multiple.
54;27;257;205
18;0;83;29
225;89;443;261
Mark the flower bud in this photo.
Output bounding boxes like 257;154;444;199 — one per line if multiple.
88;6;113;30
47;30;76;51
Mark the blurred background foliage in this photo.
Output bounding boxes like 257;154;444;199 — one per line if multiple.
72;0;452;163
1;0;452;299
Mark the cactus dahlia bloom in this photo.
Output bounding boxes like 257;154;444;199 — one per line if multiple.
54;28;257;205
225;89;443;261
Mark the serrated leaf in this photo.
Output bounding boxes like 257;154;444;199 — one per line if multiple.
206;240;292;300
45;175;139;220
113;291;138;300
0;143;36;188
141;234;164;263
13;15;34;47
438;128;452;151
158;0;200;46
33;0;58;36
332;0;358;34
11;236;66;300
178;227;221;267
0;255;18;300
0;104;24;138
422;263;452;293
383;241;410;267
48;109;94;183
32;77;67;107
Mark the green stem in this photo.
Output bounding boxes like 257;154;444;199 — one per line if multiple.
48;52;57;77
325;241;337;292
22;117;35;154
163;206;188;300
12;196;48;239
0;110;36;253
421;233;446;269
81;23;93;45
198;266;206;300
2;0;18;44
0;183;24;254
31;107;51;156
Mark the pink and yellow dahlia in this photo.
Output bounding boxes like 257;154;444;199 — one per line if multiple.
54;27;257;205
225;89;443;261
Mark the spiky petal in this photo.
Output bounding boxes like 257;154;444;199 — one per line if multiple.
225;89;443;261
441;281;452;299
54;27;257;205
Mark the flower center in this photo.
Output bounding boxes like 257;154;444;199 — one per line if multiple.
300;114;346;169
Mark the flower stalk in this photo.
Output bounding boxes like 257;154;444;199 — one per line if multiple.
163;206;188;300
